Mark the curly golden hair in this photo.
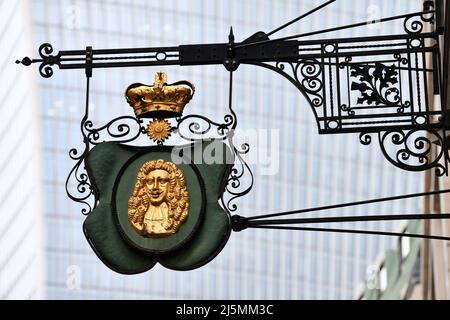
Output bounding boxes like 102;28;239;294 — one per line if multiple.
128;159;189;235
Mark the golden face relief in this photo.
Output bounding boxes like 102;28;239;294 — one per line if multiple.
128;160;189;238
146;169;170;206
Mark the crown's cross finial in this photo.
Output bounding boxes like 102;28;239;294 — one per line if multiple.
154;72;167;88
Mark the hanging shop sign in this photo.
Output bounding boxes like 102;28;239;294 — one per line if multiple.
15;0;450;273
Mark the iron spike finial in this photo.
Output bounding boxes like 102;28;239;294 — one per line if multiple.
16;57;32;66
228;26;235;43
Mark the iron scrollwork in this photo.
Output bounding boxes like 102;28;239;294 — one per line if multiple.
174;113;235;142
359;129;448;176
66;146;94;215
65;79;147;215
222;138;253;213
84;116;146;145
274;60;324;109
174;110;254;214
37;43;59;78
172;67;254;215
404;2;435;34
66;117;146;215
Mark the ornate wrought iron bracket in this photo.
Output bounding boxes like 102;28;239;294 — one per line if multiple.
16;1;450;216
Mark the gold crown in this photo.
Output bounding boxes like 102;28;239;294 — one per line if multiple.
125;72;195;119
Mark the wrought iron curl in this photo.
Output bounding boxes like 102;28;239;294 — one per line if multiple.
65;152;94;216
340;104;355;116
38;63;53;78
339;56;352;68
275;60;324;107
421;1;435;24
359;129;447;176
377;129;447;175
38;43;59;78
393;53;409;66
175;109;253;214
359;132;372;145
403;5;434;35
298;59;324;107
174;113;235;141
66;147;95;215
403;16;425;35
39;43;53;58
84;116;145;145
221;140;254;213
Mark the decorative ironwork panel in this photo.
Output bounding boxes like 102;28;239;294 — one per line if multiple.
16;3;449;178
252;32;441;135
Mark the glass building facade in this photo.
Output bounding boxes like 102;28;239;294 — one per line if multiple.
0;0;45;299
2;0;423;299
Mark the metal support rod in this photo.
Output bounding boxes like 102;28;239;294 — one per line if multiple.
246;213;450;226
248;225;450;241
267;0;336;36
246;188;450;221
236;10;434;49
235;10;436;49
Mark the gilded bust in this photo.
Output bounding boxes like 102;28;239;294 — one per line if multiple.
128;159;189;237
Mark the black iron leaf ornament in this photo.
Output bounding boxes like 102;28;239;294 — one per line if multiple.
351;63;400;106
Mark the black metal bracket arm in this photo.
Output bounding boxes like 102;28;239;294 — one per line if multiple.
181;30;298;71
15;32;298;76
16;1;450;177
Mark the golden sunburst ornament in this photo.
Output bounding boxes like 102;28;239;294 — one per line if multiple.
147;119;172;143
